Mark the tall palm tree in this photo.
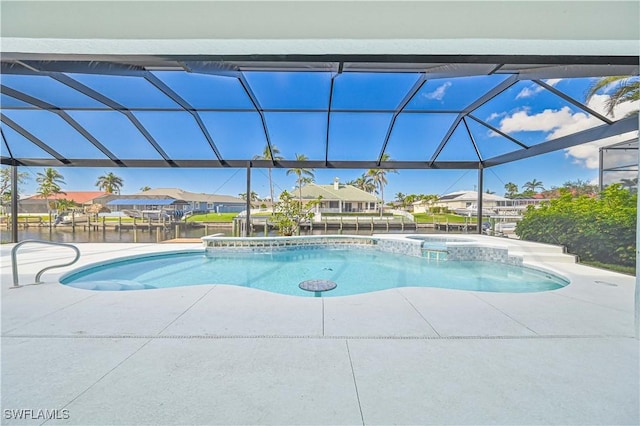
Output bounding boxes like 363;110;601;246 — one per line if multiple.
286;153;315;204
504;182;519;198
367;154;397;217
253;144;283;205
36;167;66;212
96;172;124;194
586;76;639;117
523;179;545;193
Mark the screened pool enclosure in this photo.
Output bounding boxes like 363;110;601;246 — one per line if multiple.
1;54;638;240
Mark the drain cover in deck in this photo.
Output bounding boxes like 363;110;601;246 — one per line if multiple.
299;279;337;292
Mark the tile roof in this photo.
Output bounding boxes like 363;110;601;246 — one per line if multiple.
134;188;244;203
24;191;109;204
437;191;509;202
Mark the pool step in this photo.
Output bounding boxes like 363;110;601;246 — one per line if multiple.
509;250;577;264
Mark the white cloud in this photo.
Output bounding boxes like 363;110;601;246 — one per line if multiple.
544;79;562;87
499;106;588;133
563;131;637;169
515;79;563;99
562;94;639;169
423;81;452;101
486;112;506;122
603;170;638;186
495;93;639;170
515;86;542;99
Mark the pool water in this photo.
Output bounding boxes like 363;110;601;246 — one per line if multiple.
60;249;568;296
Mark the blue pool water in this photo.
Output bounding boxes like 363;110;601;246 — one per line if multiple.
60;249;568;296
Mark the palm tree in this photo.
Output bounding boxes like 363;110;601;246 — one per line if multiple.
504;182;519;198
523;179;545;193
36;167;66;212
0;168;29;213
56;198;77;212
140;186;151;192
239;191;260;202
96;172;124;194
286;153;315;205
586;76;639;117
347;174;376;194
404;194;418;207
620;177;638;193
367;154;397;217
253;144;283;205
395;192;406;207
0;167;29;198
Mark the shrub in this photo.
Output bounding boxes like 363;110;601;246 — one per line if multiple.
272;191;321;236
516;185;636;267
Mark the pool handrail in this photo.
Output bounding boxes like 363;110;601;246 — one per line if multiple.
11;240;81;288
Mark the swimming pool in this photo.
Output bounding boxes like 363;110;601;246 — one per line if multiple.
60;248;569;296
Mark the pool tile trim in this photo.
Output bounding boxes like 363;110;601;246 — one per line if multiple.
201;234;523;265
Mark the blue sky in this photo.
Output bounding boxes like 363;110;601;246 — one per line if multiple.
2;71;638;199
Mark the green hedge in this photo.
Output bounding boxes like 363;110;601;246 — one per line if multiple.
515;184;636;267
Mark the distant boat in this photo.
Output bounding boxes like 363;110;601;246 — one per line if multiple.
122;209;172;220
122;209;143;219
495;222;517;234
56;213;89;225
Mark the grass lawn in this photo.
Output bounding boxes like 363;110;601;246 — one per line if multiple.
101;217;139;223
580;260;635;275
186;213;239;222
413;213;481;224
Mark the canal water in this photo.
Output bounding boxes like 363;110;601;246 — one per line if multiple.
1;226;455;244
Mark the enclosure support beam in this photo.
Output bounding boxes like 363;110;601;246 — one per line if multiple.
477;165;484;235
11;165;18;243
245;163;251;238
635;144;639;339
598;147;604;192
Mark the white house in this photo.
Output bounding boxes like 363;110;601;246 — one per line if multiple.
299;178;380;213
414;191;548;216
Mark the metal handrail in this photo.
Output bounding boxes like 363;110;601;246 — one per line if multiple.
11;240;81;288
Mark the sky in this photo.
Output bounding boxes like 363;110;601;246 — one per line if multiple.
2;71;638;200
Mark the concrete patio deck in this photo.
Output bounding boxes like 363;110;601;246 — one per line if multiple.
1;237;638;425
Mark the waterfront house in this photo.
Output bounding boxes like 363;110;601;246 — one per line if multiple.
135;188;246;213
414;190;547;216
18;191;109;214
299;179;380;214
